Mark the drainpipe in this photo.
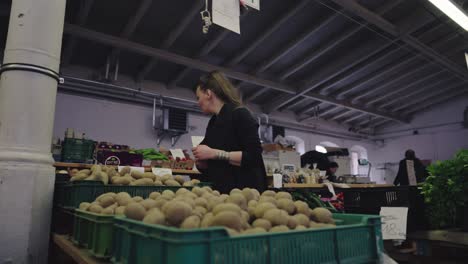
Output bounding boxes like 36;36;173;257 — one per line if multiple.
0;0;66;263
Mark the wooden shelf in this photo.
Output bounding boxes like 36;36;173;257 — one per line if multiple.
281;183;394;188
54;162;201;175
52;234;110;264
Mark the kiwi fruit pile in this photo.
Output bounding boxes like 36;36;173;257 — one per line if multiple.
70;165;200;186
79;187;335;235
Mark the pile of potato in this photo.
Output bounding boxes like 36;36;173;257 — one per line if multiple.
79;187;335;235
70;165;199;186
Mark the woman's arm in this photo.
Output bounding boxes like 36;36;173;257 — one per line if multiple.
192;145;242;166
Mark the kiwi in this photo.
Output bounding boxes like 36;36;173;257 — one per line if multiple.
230;188;242;195
248;200;258;208
183;181;194;187
242;227;267;235
295;225;307;230
241;188;255;201
277;198;295;215
254;202;276;218
259;196;277;206
287;216;298;229
149;192;161;200
120;166;131;176
176;188;190;197
140;199;158;210
294;201;311;217
165;179;181;186
262;209;289;226
143;172;156;180
163;201;193;226
275;191;292;200
161;190;175;199
88;204;103;214
132;196;144;202
79;202;91;211
193;206;208;218
201;212;214;228
292;214;310;227
226;193;247;210
270;225;289;233
210;211;242;231
212;203;242;216
99;196;115;208
261;190;276;197
174;175;186;185
115;206;126;215
252;218;272;231
124;203;146;221
194;197;208;208
311;208;334;224
142;208;166;225
180;215;201;229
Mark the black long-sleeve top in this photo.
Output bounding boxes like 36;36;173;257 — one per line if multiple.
394;158;428;185
198;103;267;194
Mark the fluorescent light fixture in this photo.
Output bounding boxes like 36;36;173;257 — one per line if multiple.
428;0;468;31
315;145;327;154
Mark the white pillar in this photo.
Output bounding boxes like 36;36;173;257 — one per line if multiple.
0;0;66;263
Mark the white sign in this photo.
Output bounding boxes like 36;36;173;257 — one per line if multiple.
380;207;408;240
152;167;173;176
169;149;185;160
273;173;283;188
212;0;240;34
118;166;144;173
191;136;205;147
243;0;260;10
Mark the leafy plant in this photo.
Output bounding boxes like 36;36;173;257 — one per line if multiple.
421;149;468;228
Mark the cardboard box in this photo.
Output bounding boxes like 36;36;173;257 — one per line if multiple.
262;143;294;153
97;150;143;166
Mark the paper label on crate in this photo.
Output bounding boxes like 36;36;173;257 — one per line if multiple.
118;166;144;173
273;173;283;188
380;207;408;240
152;167;173;176
169;149;185;160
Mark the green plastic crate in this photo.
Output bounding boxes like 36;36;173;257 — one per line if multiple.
72;210;114;258
61;138;95;163
111;214;383;264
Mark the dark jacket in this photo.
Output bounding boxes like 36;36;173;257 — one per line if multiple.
394;158;428;186
199;103;267;194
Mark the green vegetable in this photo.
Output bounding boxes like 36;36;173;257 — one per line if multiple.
133;148;169;161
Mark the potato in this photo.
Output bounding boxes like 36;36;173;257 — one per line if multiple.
311;208;334;224
226;228;239;236
252;219;272;231
142;208;166;225
248;200;258;208
131;170;144;179
163;201;193;226
89;204;103;214
194;197;208;208
142;172;156;180
99;196;115;208
174;175;186;185
247;206;256;219
193;206;207;218
183;192;198;200
275;191;292;200
261;190;276;197
226;193;247;210
202;186;213;193
242;188;255;201
254;202;276;219
269;225;289;233
309;221;330;229
212;190;221;196
295;225;307;230
259;196;277;206
97;192;116;201
263;209;289;226
78;169;91;175
154;198;169;209
115;206;126;215
124;203;146;221
140;199;158;210
107;167;118;178
277;198;295;215
165;179;181;186
79;202;91;211
212;203;242;216
206;198;223;211
180;215;201;229
102;206;115;215
161;190;175;200
251;189;260;200
174;196;196;209
183;181;193;187
132;196;144;202
154;180;163;186
192;187;204;197
160;174;172;183
292;214;310;227
130;178;154;186
211;211;242;231
201;212;214;228
230;188;242;195
116;192;132;206
287;216;298;229
119;166;131;176
149;191;161;200
176;188;190;196
294;201;311;217
70;173;88;181
241;210;250;224
90;165;101;173
96;171;109;185
219;194;229;202
242;227;267;235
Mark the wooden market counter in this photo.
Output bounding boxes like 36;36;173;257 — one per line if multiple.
282;183;394;188
54;162;201;175
52;234;110;264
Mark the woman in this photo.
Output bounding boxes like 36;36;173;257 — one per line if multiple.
394;149;428;186
192;71;267;194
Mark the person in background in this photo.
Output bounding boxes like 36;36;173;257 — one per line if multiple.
394;149;428;186
326;162;339;182
192;71;267;194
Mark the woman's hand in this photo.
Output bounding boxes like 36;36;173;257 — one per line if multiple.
192;145;216;161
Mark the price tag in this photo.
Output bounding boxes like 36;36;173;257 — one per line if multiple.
273;173;283;188
191;136;205;147
170;149;185;160
380;207;408;240
118;166;144;173
152;167;173;176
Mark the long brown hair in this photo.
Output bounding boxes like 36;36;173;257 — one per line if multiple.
195;71;242;107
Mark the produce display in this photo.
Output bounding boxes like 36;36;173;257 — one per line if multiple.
79;187;336;235
69;164;199;187
132;148;168;161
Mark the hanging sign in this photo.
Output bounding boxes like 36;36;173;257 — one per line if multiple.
243;0;260;10
212;0;240;34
